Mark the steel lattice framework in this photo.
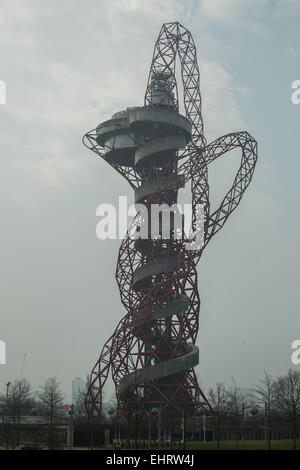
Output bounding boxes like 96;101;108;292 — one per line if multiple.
83;22;258;422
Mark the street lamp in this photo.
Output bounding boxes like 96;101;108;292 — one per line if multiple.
5;382;11;424
148;407;158;449
197;407;206;443
6;382;11;399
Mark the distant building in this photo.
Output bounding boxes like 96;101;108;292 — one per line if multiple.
22;378;30;388
44;378;54;389
72;377;84;404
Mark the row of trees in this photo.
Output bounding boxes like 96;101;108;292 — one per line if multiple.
208;369;300;450
1;376;92;426
0;377;92;449
1;369;300;449
1;377;67;425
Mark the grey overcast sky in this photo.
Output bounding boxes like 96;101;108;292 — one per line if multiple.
0;0;299;401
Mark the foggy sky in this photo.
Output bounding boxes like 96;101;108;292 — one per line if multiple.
0;0;299;401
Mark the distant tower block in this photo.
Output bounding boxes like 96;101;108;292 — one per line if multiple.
83;22;257;422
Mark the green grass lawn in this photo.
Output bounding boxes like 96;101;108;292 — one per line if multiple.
180;439;300;450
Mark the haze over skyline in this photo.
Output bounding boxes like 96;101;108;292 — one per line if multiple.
0;0;299;401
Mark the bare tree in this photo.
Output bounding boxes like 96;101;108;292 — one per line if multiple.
208;382;230;450
273;369;300;450
8;379;32;424
73;376;90;422
2;379;32;448
38;377;64;424
228;379;245;448
256;371;275;449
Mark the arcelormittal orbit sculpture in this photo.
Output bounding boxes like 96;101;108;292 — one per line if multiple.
83;22;257;421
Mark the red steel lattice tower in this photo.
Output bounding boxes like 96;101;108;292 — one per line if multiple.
83;22;258;421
